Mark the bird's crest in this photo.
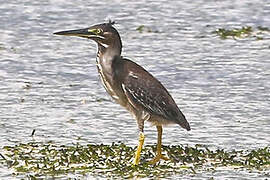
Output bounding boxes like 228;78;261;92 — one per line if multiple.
108;19;116;26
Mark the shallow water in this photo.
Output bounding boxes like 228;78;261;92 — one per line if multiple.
0;0;270;179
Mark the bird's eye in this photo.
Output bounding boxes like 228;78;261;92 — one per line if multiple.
88;28;103;34
96;29;102;34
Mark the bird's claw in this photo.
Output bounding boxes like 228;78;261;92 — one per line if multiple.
149;153;169;164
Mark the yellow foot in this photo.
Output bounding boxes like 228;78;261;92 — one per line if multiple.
132;132;145;166
149;153;169;164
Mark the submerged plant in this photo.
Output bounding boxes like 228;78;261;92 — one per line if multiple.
213;26;270;40
136;25;159;33
0;142;269;178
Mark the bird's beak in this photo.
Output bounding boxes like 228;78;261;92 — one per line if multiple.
54;27;102;39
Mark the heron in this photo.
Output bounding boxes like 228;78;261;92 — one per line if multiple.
54;21;190;165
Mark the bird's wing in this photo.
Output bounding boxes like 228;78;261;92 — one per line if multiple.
121;66;184;124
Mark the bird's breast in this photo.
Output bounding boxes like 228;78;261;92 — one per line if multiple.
96;57;126;106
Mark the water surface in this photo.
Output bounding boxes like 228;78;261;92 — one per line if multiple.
0;0;269;179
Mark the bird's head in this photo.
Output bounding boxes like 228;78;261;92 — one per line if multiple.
54;21;122;51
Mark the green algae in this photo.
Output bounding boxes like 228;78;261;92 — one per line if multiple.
0;44;6;51
213;26;270;40
0;142;269;178
136;25;159;33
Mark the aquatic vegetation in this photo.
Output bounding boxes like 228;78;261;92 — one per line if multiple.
136;25;159;33
136;25;151;33
0;142;269;178
0;44;6;51
213;26;270;40
0;44;18;52
257;26;270;32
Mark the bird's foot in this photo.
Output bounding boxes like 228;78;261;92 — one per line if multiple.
132;132;145;166
149;153;169;164
133;153;141;166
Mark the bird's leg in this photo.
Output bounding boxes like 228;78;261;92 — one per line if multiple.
149;126;169;164
133;132;145;165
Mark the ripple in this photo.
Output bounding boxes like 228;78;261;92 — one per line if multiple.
0;0;270;179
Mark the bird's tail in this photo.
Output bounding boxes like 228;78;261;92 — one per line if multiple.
178;112;191;131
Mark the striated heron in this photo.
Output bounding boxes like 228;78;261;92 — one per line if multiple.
54;21;191;165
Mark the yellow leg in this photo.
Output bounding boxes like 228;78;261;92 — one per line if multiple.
149;126;169;164
133;132;145;165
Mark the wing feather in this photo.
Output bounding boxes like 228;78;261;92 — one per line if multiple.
118;59;190;130
122;71;181;122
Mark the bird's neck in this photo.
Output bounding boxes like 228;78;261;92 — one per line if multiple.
97;45;121;62
96;42;122;75
97;36;122;61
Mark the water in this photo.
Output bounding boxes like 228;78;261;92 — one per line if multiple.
0;0;270;179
